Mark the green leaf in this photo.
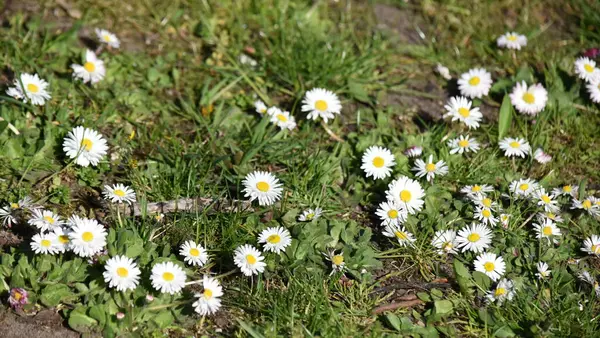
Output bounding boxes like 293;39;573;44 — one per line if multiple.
385;313;402;331
125;242;144;258
68;307;97;332
433;300;453;315
453;259;471;279
473;271;491;290
88;305;106;328
237;319;266;338
493;325;516;337
40;284;75;307
498;94;512;140
152;310;174;328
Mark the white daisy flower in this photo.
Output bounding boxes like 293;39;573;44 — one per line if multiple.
536;262;551;279
499;137;531;158
412;155;448;182
103;184;136;205
578;270;596;285
71;50;106;84
10;196;37;211
69;217;107;257
533;148;552;164
325;249;345;275
63;126;108;167
258;227;292;254
150;261;187;294
533;219;561;242
298;208;322;222
254;100;267;115
360;146;395;180
30;233;59;255
385;176;425;214
581;235;600;256
6;73;51;105
537;212;564;224
242;171;283;206
474;252;505;281
535;189;559;213
497;32;527;50
486;279;515;304
0;206;16;227
404;146;423;158
473;195;498;210
179;241;208;267
27;209;64;232
499;214;510;228
269;110;296;130
67;214;85;228
266;106;280;116
457;68;493;98
301;88;342;123
586;78;600;103
233;244;266;276
103;255;141;291
448;135;480;154
382;224;416;247
435;63;451;80
52;226;72;253
193;276;223;316
509;178;539;198
456;223;493;253
475;207;498;226
551;184;578;198
509;81;548;116
375;200;407;226
431;229;458;255
95;28;120;48
443;96;483;129
461;184;494;198
574;57;600;82
572;197;600;217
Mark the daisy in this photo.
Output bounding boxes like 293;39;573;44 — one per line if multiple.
179;241;208;267
499;214;510;228
536;262;551;279
474;207;498;226
533;148;552;164
266;106;281;116
499;137;531;158
103;255;141;291
269;110;296;130
233;244;266;276
30;233;59;255
474;252;505;281
360;146;396;180
486;279;515;304
431;229;458;255
382;224;416;247
574;57;600;82
27;209;63;232
11;196;36;211
254;100;267;114
435;63;451;80
8;288;28;310
535;189;559;213
69;217;107;257
242;171;283;206
537;212;564;224
103;184;136;205
474;195;498;210
586;79;600;103
509;81;548;116
412;155;448;182
448;135;480;154
443;96;483;129
404;146;423;158
95;28;120;48
301;88;342;123
456;223;493;253
497;32;527;50
572;197;600;217
461;184;494;198
193;276;223;316
581;235;600;256
457;68;493;98
385;176;425;214
533;219;561;242
258;227;292;254
150;261;187;294
509;178;539;198
63;126;108;167
298;208;322;222
375;201;407;226
552;184;578;198
325;249;345;275
52;227;72;253
71;50;106;84
0;206;16;227
6;73;51;105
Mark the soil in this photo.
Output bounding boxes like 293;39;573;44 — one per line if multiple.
0;309;79;338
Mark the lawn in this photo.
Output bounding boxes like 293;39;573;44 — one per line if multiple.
1;0;600;336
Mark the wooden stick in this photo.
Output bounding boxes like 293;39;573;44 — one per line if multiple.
115;197;254;216
372;299;423;314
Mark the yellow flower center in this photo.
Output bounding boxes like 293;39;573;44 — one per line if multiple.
82;231;94;242
246;254;257;265
83;62;96;72
399;190;412;202
482;209;491;218
13;292;22;301
563;185;572;192
395;231;408;240
41;239;52;247
542;226;553;236
387;209;398;219
315;100;328;111
425;163;436;172
27;83;39;93
267;234;281;244
276;114;288;122
458;139;469;148
546;213;556;220
259;108;266;114
469;76;480;86
43;215;55;224
583;200;592;209
443;242;453;251
306;213;315;220
495;288;506;297
256;181;270;192
510;141;521;149
522;92;535;104
81;138;93;151
482;198;492;208
332;255;344;266
10;203;19;209
162;272;174;281
114;189;126;197
519;183;529;191
117;267;129;277
59;235;69;244
372;156;385;168
458;107;470;118
585;64;595;73
592;245;600;254
468;233;480;242
189;248;200;257
507;35;517;41
103;34;111;42
541;195;551;203
472;185;481;192
203;288;213;299
484;262;495;272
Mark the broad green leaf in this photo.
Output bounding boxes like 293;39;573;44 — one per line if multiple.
433;299;453;315
68;307;97;333
385;313;402;331
498;94;512;140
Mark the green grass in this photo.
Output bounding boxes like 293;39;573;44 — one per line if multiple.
1;0;600;336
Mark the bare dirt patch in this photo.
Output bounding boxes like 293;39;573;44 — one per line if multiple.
0;309;79;338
